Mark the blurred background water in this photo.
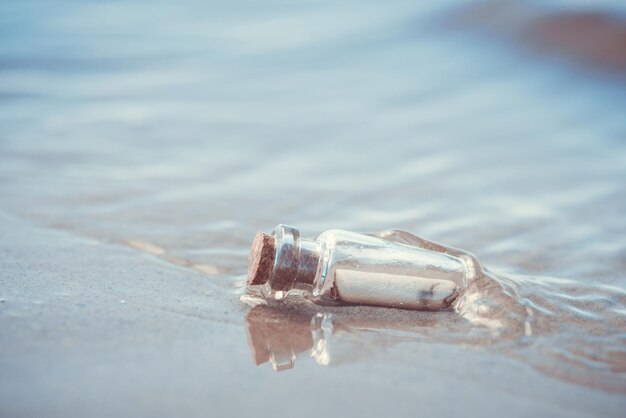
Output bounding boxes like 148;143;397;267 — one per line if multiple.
1;0;626;417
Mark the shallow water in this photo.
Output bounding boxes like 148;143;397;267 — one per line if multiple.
1;0;626;416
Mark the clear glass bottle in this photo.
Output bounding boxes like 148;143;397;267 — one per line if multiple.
247;224;483;310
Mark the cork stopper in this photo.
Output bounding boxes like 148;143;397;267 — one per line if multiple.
247;232;276;286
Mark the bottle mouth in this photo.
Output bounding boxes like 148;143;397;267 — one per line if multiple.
247;225;320;291
247;231;276;286
247;224;300;290
271;225;301;290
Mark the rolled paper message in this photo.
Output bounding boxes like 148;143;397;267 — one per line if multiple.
334;270;458;310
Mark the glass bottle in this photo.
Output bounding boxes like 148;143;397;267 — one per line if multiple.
247;224;483;310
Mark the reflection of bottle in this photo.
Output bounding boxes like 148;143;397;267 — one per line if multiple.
245;304;332;371
244;301;447;371
245;304;315;371
248;225;482;310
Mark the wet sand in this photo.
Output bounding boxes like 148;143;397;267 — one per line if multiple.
2;211;624;417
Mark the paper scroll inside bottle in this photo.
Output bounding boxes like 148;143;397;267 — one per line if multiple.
334;270;458;310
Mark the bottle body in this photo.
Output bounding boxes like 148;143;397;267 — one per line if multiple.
248;225;477;310
313;229;465;309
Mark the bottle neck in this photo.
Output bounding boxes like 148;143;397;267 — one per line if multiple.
270;225;322;291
